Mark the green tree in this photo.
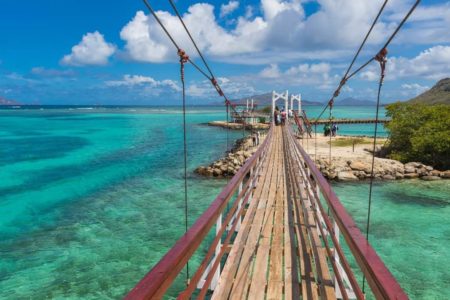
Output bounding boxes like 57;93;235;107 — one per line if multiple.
384;102;450;169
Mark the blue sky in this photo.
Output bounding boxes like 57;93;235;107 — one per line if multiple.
1;0;449;105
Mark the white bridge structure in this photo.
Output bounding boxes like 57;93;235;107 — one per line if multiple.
272;91;302;123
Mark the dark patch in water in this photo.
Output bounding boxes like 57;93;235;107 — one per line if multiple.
0;136;89;165
385;191;448;207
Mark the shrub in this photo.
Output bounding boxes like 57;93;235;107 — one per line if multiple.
384;102;450;169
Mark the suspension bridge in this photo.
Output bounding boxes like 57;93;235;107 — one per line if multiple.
125;0;421;298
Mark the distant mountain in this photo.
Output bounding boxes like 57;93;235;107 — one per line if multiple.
211;92;322;107
334;97;376;106
0;96;20;105
408;78;450;105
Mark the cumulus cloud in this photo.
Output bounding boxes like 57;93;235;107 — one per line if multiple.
61;31;116;66
400;83;429;97
220;1;239;18
361;45;450;81
105;74;181;92
119;0;448;65
258;62;334;88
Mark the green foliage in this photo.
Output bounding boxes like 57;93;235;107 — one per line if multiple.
258;117;266;123
384;102;450;169
260;105;272;114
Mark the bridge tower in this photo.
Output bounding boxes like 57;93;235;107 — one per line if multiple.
291;94;301;115
272;90;289;123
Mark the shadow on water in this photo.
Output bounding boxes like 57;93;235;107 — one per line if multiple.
0;136;89;165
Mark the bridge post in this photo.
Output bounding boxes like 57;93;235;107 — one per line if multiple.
272;90;289;123
291;94;301;115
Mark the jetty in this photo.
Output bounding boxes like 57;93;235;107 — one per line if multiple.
126;93;407;300
124;0;423;297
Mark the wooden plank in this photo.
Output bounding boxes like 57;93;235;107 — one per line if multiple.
212;127;279;299
235;127;282;299
247;128;282;298
284;131;319;300
267;144;285;299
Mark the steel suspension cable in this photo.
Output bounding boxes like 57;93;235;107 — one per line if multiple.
179;50;190;284
142;0;212;80
314;0;389;122
166;0;244;126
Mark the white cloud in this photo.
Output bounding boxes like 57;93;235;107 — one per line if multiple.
220;1;239;18
260;63;281;78
361;45;450;81
61;31;116;66
119;0;449;65
400;83;429;97
105;74;181;92
187;77;256;98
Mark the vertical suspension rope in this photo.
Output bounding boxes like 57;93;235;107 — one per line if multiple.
328;101;333;165
362;48;388;293
178;48;190;284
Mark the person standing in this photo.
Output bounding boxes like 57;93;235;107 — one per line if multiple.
274;109;279;126
256;131;260;145
281;109;287;126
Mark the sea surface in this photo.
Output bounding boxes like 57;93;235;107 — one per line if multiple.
0;105;448;299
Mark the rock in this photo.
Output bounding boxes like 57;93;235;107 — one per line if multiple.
195;166;208;175
382;174;395;180
232;159;240;166
441;170;450;178
404;173;419;179
337;171;358;181
395;172;404;179
430;170;441;177
353;171;366;179
404;166;416;174
405;162;422;168
425;165;434;171
212;168;222;177
416;167;428;176
350;161;372;173
421;176;441;181
220;165;228;173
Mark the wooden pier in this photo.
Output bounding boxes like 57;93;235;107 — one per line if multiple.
126;125;407;300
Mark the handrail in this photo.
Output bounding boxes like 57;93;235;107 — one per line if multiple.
286;126;408;300
126;126;273;299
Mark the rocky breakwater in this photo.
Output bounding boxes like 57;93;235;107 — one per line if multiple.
195;134;265;178
315;157;450;182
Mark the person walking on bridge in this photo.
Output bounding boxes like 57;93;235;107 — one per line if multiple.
281;109;287;126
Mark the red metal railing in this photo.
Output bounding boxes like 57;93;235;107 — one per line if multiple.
126;124;407;299
125;127;273;299
286;125;408;300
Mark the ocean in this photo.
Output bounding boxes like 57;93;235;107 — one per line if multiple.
0;105;448;299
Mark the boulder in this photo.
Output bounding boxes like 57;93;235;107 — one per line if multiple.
382;174;395;180
441;170;450;178
404;166;416;174
195;166;208;175
404;173;419;179
395;172;404;179
425;165;434;171
430;170;441;177
421;176;441;181
416;167;428;176
405;162;422;168
337;171;358;181
350;161;372;173
212;168;222;177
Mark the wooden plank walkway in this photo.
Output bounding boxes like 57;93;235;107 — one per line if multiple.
212;126;336;300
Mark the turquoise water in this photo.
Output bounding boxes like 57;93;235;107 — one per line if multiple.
0;106;448;299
